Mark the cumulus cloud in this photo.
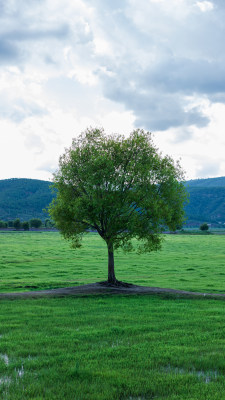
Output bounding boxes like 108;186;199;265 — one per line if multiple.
37;161;58;174
24;133;45;154
0;0;225;180
0;96;47;122
0;39;19;63
196;160;221;178
3;25;70;42
4;0;223;132
196;1;214;12
87;0;225;133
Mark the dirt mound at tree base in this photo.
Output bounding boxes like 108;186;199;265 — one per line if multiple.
0;283;225;299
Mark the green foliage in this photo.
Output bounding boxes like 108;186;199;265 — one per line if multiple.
0;178;54;221
13;218;21;230
0;220;7;228
44;218;54;228
21;221;29;231
200;222;209;231
49;128;186;269
185;185;225;225
0;175;225;228
29;218;42;228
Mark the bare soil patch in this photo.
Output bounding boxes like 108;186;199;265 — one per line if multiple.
0;283;225;299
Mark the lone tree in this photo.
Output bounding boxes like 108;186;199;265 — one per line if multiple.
200;223;209;231
49;128;187;286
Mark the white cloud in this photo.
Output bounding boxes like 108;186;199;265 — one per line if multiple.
0;0;225;181
196;1;214;12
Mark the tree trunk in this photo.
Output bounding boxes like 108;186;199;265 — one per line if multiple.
107;241;116;284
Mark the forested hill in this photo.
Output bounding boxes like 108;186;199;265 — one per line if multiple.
185;177;225;226
0;178;54;221
0;177;225;226
185;176;225;188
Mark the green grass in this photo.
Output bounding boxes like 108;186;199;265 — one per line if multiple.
1;295;225;399
0;232;225;293
1;232;225;399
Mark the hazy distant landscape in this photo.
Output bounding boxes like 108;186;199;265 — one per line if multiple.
1;177;225;227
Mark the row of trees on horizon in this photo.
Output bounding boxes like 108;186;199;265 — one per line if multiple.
0;218;55;230
0;219;212;232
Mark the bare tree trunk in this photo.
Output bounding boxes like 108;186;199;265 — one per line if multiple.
107;241;116;284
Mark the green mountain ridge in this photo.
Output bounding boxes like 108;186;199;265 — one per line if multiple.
185;187;225;225
0;178;54;221
185;176;225;188
0;177;225;226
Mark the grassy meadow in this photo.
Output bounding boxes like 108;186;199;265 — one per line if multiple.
1;232;225;399
0;231;225;293
1;296;225;399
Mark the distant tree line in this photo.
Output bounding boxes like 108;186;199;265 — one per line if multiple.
0;218;55;230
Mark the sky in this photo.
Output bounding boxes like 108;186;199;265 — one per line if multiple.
1;0;225;181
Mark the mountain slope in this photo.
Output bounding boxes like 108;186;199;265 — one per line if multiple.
185;176;225;188
184;177;225;225
0;178;54;221
185;187;225;225
0;177;225;225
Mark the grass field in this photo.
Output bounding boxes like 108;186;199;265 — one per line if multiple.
1;296;225;399
1;232;225;399
0;232;225;293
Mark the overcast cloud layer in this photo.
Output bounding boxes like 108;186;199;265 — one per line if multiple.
1;0;225;180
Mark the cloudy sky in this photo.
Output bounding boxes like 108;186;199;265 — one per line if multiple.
1;0;225;181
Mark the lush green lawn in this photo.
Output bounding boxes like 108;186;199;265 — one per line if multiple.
1;232;225;399
1;295;225;400
0;232;225;293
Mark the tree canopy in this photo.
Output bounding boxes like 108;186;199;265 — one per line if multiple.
200;223;209;231
30;218;42;228
49;127;187;285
